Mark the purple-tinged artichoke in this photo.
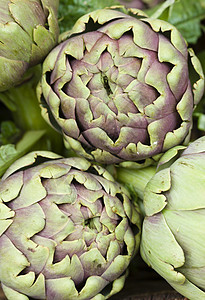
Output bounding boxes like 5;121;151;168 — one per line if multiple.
140;136;205;299
0;0;59;92
38;7;204;167
0;151;141;299
118;0;162;9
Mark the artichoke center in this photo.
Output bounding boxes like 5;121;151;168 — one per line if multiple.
102;74;112;96
84;217;98;230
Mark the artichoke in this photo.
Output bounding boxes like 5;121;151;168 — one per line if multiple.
140;136;205;299
0;0;59;92
38;7;204;166
0;151;141;300
118;0;162;9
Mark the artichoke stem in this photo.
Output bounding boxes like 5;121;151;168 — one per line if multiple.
116;166;156;200
0;65;63;153
2;67;46;131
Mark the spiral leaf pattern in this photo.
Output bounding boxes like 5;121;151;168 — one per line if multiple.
39;8;204;165
0;151;141;299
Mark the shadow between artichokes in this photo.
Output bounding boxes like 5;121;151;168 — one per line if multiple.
0;151;141;299
140;136;205;300
38;6;204;167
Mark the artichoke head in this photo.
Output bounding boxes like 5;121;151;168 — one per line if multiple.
0;151;141;299
38;7;204;166
141;136;205;300
0;0;59;91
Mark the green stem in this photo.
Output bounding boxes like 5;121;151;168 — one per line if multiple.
0;66;63;154
116;165;157;200
2;66;46;130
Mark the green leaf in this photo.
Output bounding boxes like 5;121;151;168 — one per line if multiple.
149;0;205;44
0;121;21;145
58;0;120;33
147;0;175;19
169;0;205;44
0;130;45;177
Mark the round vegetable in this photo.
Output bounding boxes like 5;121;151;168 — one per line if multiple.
0;0;59;91
38;7;204;166
141;136;205;300
0;151;141;300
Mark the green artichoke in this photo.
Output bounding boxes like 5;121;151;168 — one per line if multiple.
140;136;205;299
0;151;141;299
38;7;204;166
0;0;59;92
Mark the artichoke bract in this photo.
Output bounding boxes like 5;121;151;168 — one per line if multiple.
0;151;141;300
38;7;204;166
0;0;59;92
140;136;205;299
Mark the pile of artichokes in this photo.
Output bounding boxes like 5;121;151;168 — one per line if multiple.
0;0;205;299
